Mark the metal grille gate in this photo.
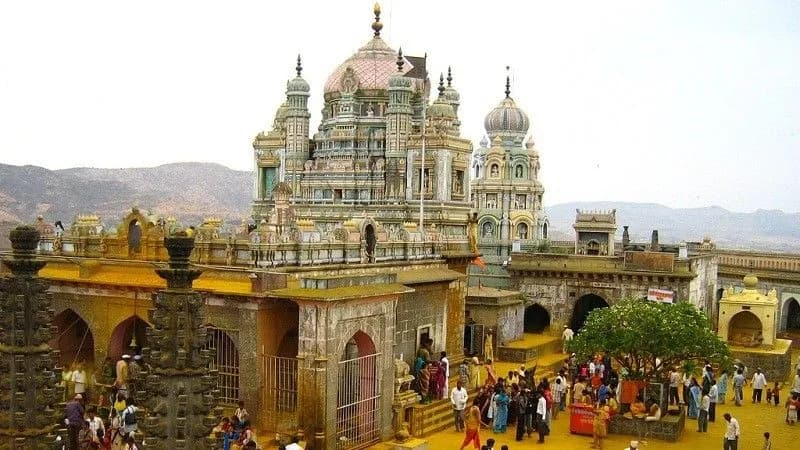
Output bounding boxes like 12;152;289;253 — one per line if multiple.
203;327;240;405
336;353;381;449
263;355;298;432
464;323;485;356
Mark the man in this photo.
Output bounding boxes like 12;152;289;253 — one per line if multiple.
561;325;573;353
708;380;718;422
732;369;745;406
751;368;767;403
624;441;639;450
450;380;468;432
792;369;800;397
513;384;527;441
440;352;450;398
116;354;130;395
64;393;85;450
71;362;87;401
669;367;680;405
536;389;548;443
285;435;303;450
698;392;709;432
723;413;740;450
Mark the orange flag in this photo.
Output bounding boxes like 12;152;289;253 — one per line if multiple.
472;256;487;269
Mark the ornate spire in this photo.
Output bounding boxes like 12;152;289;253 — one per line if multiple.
438;73;446;97
397;47;404;72
372;3;383;37
447;66;453;87
296;54;302;77
505;65;511;98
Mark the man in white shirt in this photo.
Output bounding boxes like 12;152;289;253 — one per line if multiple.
285;435;303;450
708;381;718;422
668;368;680;405
536;390;548;443
71;363;87;398
723;413;740;450
561;326;573;353
698;393;710;432
792;369;800;396
450;380;468;431
751;368;767;403
440;352;450;399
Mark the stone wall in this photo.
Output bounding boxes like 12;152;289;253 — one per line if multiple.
688;254;718;316
731;345;793;382
395;283;447;368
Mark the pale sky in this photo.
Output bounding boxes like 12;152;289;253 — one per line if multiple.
1;0;798;212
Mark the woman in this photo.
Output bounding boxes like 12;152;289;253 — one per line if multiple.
108;409;124;450
592;399;609;450
787;393;798;425
688;377;701;419
717;370;729;405
238;420;256;448
468;357;481;390
485;359;497;386
459;405;483;450
492;387;509;433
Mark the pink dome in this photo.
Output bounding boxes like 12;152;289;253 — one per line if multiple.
323;37;414;94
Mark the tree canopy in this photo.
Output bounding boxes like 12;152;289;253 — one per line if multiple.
567;298;731;382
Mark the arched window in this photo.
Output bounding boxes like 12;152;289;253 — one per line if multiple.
490;164;499;178
515;164;524;178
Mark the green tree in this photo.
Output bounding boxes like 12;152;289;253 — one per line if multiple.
567;298;731;382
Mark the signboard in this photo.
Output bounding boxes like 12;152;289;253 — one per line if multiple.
647;288;674;303
624;251;675;273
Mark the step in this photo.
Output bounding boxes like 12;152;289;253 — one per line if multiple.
410;391;477;437
496;334;561;363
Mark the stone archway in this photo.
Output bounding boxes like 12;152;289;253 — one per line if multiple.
108;316;150;361
570;294;609;331
337;330;380;447
277;328;299;358
783;298;800;331
728;311;763;347
523;304;550;333
50;309;95;368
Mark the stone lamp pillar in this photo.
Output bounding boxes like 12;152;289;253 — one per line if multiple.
140;233;222;449
0;226;64;449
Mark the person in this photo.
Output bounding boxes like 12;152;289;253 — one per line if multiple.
492;386;509;433
606;389;618;415
451;380;469;432
468;357;481;390
688;378;700;419
551;377;564;420
238;420;255;448
485;438;495;450
484;331;494;362
762;431;772;450
513;384;527;441
572;377;586;405
698;392;709;432
441;352;450;398
592;399;609;449
485;359;497;386
644;400;661;422
65;393;85;450
682;370;692;406
108;408;125;450
718;369;729;405
459;359;470;387
459;405;483;450
120;398;138;437
418;363;430;403
752;368;767;403
733;368;745;406
770;381;780;407
723;413;740;450
668;367;680;405
285;435;303;450
561;325;574;353
624;441;639;450
536;389;548;443
787;393;798;424
124;435;138;450
115;355;130;396
86;406;105;449
625;396;646;419
708;380;718;422
72;362;88;401
235;400;249;423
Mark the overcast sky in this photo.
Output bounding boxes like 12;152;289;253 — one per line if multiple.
1;0;798;212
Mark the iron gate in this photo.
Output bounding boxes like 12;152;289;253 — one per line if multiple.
263;355;298;432
203;327;240;405
336;353;381;449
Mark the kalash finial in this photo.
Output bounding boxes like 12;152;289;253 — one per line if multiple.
505;65;511;98
396;47;404;72
296;54;302;77
438;73;446;97
372;3;383;37
447;66;453;87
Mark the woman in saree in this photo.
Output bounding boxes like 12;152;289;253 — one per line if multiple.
688;377;701;419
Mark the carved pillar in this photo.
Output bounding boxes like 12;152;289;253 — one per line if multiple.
0;226;64;449
139;234;222;449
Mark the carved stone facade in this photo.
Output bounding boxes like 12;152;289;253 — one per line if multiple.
0;226;64;449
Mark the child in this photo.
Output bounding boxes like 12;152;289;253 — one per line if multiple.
766;387;773;405
763;431;772;450
771;381;781;407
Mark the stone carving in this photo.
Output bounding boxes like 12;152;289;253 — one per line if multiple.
139;234;222;449
0;226;64;448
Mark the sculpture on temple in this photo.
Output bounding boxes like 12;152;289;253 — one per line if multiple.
138;233;222;449
0;226;64;448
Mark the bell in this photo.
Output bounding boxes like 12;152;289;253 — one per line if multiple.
130;334;139;349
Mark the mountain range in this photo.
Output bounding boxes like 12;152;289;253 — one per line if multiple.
1;162;797;252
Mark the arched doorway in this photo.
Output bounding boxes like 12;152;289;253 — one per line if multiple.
128;220;141;253
50;309;95;368
784;298;800;331
570;294;609;331
365;224;376;262
542;222;548;240
108;316;149;361
524;304;550;333
204;326;241;406
728;311;763;346
586;240;600;255
337;330;380;447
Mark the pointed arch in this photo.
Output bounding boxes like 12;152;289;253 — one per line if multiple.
204;325;241;405
108;315;150;361
50;308;95;368
337;330;380;446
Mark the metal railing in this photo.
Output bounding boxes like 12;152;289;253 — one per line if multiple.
336;353;381;449
203;327;240;405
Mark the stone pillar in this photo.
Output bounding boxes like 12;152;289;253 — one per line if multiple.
0;226;64;449
622;226;630;247
139;233;222;449
650;230;660;252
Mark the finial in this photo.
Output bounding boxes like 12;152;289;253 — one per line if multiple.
438;73;445;97
296;54;302;77
396;48;404;72
505;65;511;98
447;66;453;87
372;3;383;37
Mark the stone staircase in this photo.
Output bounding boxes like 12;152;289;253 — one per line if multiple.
496;334;566;383
408;389;477;437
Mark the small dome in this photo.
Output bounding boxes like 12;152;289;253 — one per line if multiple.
484;96;530;137
427;74;456;119
287;76;310;93
443;67;460;104
479;135;489;148
743;274;758;290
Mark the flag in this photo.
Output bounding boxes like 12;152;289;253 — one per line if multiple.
472;256;487;269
